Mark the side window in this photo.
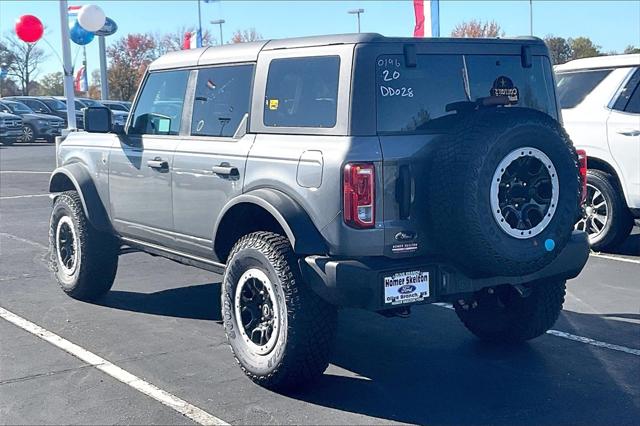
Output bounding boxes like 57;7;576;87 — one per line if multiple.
129;70;189;136
191;64;254;137
264;56;340;128
612;69;640;112
555;69;612;109
624;83;640;114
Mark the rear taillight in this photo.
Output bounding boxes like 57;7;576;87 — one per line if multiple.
343;163;375;228
577;149;587;204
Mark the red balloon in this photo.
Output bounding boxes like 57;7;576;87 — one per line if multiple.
15;15;44;43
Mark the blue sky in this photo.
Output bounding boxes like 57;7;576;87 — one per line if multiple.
1;0;639;78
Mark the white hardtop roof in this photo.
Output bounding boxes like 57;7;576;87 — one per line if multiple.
555;54;640;72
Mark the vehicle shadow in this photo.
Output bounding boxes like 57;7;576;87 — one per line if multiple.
93;283;638;424
96;282;223;322
606;231;640;256
287;307;639;425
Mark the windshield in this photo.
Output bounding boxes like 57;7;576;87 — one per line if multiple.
81;98;105;108
555;69;612;109
3;101;34;114
376;54;558;134
107;103;127;111
42;98;67;111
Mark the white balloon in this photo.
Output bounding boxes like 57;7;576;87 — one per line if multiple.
78;5;106;32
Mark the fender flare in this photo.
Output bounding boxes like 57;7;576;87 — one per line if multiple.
49;163;112;233
213;188;327;256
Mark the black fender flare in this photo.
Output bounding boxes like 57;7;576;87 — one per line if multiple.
213;188;327;257
49;163;113;233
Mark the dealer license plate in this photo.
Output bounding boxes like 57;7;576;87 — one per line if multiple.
383;270;430;305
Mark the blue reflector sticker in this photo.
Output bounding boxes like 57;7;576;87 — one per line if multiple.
545;239;555;252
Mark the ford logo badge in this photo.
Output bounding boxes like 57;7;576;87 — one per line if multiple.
395;231;416;241
398;284;416;294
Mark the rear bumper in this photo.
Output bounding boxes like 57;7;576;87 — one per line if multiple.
300;231;590;311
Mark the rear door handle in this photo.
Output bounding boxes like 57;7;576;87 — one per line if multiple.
616;129;640;137
147;157;168;170
212;163;239;177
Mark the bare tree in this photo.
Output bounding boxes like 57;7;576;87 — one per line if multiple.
155;27;214;56
624;45;640;54
231;28;262;44
451;20;504;38
3;35;48;95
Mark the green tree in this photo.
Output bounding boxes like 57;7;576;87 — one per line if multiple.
569;37;601;60
544;35;572;65
451;20;504;38
39;72;64;96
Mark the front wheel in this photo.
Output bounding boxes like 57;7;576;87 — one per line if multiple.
222;232;337;390
455;280;566;342
22;124;35;143
49;191;119;301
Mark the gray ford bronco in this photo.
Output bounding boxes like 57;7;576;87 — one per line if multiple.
49;34;590;390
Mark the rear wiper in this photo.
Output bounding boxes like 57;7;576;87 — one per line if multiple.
445;96;510;113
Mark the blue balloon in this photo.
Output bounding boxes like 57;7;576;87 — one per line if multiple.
69;20;94;45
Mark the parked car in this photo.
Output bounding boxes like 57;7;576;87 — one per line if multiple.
0;100;64;143
556;54;640;250
0;111;23;145
77;97;128;129
52;97;86;129
5;96;69;127
49;34;589;391
101;100;130;112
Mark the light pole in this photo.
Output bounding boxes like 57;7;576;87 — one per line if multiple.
59;0;77;132
348;8;364;33
211;19;225;45
529;0;533;36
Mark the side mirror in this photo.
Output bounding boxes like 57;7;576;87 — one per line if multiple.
84;107;112;133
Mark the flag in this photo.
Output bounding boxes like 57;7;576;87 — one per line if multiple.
183;31;201;49
74;66;88;92
413;0;440;37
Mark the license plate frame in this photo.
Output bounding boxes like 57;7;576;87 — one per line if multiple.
383;269;430;306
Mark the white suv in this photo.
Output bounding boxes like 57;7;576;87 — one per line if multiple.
556;54;640;250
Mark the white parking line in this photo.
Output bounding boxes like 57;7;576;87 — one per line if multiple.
0;194;50;200
0;171;51;174
432;303;640;356
0;307;228;426
546;330;640;356
590;253;640;265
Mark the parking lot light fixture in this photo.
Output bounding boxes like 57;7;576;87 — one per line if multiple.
348;8;365;33
211;19;225;45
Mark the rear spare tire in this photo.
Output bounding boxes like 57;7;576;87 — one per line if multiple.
429;108;580;277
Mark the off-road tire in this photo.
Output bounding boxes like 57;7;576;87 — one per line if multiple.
222;231;337;390
455;280;566;342
428;108;580;277
582;170;633;251
49;191;119;301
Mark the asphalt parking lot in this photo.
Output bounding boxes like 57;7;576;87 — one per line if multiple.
1;144;639;425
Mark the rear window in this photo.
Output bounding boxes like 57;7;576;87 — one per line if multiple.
264;56;339;128
376;54;558;134
555;69;612;109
